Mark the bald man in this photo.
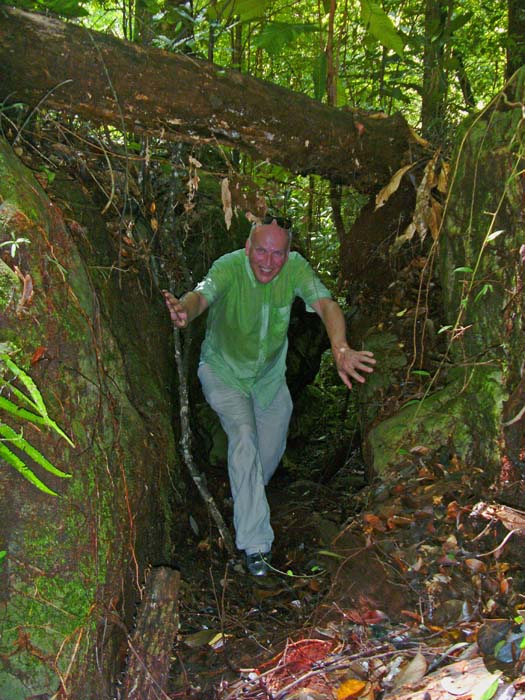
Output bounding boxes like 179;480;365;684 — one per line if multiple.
163;216;375;575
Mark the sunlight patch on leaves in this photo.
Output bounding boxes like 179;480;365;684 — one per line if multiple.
254;22;320;56
207;0;269;22
359;0;404;57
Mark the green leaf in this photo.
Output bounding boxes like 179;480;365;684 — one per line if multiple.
0;355;74;446
477;676;501;700
486;229;504;242
317;549;345;560
453;266;474;273
39;167;56;185
474;283;493;302
447;12;473;35
0;393;73;447
254;22;320;56
381;85;410;103
1;354;48;416
359;0;404;57
0;442;58;496
438;325;453;334
0;395;47;426
38;0;89;17
411;370;431;377
0;423;71;478
207;0;269;21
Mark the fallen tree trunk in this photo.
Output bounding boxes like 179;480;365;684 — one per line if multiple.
122;566;181;700
0;6;413;192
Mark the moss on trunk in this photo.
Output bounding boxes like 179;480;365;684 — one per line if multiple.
0;138;180;699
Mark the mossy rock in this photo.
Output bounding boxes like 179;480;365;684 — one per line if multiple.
366;366;505;474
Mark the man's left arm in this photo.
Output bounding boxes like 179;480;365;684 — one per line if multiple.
311;297;376;390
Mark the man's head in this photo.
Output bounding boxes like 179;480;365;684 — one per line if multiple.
245;217;291;284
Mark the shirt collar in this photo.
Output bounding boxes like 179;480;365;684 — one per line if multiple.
244;253;257;287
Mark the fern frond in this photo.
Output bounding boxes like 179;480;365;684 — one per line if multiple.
0;423;71;478
1;353;50;417
0;442;58;496
0;395;74;446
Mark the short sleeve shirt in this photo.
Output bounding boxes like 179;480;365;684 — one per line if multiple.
194;250;331;408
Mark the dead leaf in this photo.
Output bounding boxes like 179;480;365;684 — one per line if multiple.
14;266;33;314
221;177;233;230
408;127;431;148
387;515;414;529
375;164;414;211
188;156;202;168
362;513;387;531
393;651;428;689
182;629;219;648
472;502;525;533
410;445;430;456
393;151;441;249
337;678;367;700
464;558;487;574
30;346;47;364
429;197;442;239
437;162;449;193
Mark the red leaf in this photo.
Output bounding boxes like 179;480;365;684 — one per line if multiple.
31;346;47;364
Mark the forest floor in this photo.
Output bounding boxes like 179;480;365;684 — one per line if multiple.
166;448;525;700
8;115;524;700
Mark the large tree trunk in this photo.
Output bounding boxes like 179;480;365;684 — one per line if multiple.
0;7;414;193
506;0;525;82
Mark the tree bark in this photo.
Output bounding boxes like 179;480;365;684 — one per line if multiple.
122;566;181;700
421;0;450;142
0;6;413;193
507;0;525;82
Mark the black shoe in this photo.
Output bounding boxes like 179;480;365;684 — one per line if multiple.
245;551;271;576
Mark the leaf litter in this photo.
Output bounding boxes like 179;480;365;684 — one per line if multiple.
167;450;525;699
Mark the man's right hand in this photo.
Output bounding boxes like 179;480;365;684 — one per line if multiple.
162;290;189;328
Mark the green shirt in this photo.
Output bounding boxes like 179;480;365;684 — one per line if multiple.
194;249;331;408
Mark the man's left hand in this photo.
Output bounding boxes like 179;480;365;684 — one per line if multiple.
333;345;376;390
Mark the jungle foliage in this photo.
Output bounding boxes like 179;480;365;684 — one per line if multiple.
0;0;510;254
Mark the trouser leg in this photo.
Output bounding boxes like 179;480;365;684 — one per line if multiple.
254;383;293;486
198;364;273;555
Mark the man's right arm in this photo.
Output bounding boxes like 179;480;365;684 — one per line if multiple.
162;290;209;328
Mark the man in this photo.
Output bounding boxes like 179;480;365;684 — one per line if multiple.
163;216;375;576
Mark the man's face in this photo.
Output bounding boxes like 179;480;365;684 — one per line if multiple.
245;221;290;284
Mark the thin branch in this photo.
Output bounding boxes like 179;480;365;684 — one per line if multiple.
172;325;235;555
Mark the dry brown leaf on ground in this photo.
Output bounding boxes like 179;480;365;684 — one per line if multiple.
392;651;428;690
